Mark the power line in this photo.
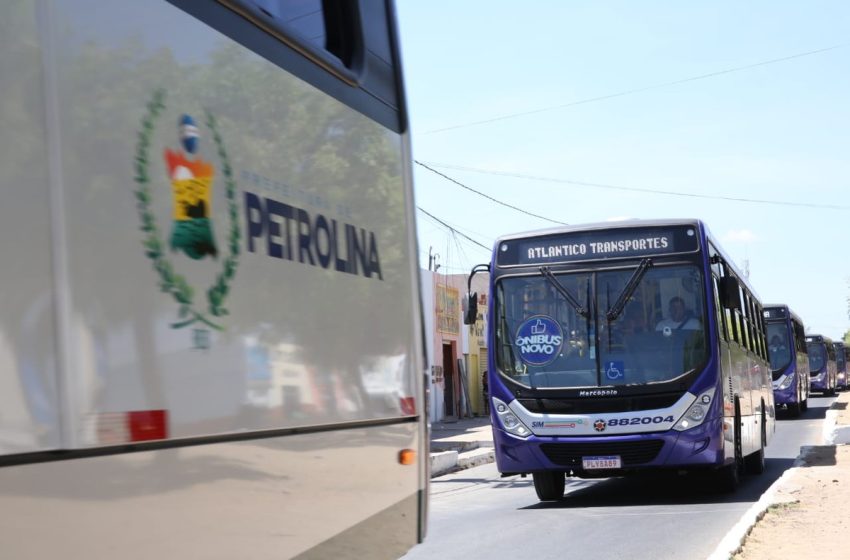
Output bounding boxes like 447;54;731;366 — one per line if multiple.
416;206;492;251
426;44;847;134
423;162;850;211
415;160;569;225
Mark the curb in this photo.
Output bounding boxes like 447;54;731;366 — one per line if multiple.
706;406;841;560
704;461;801;560
823;407;840;444
429;446;496;478
457;447;495;470
430;451;459;478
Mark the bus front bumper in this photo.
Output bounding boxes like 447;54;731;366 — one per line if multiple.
772;381;798;405
493;419;726;476
811;373;829;392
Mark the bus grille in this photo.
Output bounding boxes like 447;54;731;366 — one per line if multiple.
518;393;681;414
540;440;664;467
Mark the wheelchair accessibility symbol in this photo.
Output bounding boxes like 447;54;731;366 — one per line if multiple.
605;360;624;380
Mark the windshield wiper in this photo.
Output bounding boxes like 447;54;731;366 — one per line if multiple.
606;258;653;322
539;266;588;318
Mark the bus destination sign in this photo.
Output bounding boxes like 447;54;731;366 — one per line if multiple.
763;307;788;320
498;226;700;267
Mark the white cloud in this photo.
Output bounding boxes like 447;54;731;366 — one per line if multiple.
722;229;757;243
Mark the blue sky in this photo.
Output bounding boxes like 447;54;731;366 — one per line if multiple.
396;0;850;339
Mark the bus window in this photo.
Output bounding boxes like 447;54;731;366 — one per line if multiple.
767;322;792;374
223;0;362;71
712;275;728;341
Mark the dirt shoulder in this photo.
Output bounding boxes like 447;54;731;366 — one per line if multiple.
732;392;850;560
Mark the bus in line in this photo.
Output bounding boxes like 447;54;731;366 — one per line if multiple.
764;305;809;416
0;1;427;558
807;335;837;395
465;219;774;500
835;341;847;391
844;346;850;391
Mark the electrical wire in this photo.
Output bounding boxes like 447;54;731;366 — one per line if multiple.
426;44;847;134
416;161;569;225
416;206;493;250
422;162;850;211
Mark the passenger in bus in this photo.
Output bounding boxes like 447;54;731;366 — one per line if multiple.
655;296;700;331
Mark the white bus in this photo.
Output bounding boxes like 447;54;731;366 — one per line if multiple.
0;1;427;557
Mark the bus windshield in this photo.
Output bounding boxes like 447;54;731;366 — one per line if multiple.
495;264;707;389
766;322;792;376
808;343;826;373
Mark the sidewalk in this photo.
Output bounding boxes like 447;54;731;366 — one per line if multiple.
429;415;495;477
716;390;850;560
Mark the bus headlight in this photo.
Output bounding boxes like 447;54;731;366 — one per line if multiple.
492;397;531;438
673;388;715;432
778;374;794;390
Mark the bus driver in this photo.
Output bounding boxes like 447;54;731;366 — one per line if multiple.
655;296;701;331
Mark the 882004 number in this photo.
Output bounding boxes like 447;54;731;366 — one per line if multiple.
607;415;675;426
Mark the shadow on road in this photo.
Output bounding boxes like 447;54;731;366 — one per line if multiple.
431;477;533;490
776;395;836;421
520;457;795;510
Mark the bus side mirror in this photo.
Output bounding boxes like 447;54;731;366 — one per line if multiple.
719;276;741;310
463;292;478;325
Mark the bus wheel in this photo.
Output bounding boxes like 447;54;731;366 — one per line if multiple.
533;471;566;501
745;407;766;475
788;400;801;418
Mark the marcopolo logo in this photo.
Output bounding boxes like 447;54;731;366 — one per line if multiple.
133;89;240;340
515;315;563;366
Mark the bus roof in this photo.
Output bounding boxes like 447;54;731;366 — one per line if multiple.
492;218;761;302
763;303;804;325
493;218;703;245
807;334;834;344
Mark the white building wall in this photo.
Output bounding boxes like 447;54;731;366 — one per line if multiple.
420;269;441;423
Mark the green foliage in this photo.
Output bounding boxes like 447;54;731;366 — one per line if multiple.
133;90;240;331
36;31;409;371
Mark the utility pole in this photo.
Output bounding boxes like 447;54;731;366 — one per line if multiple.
428;246;441;273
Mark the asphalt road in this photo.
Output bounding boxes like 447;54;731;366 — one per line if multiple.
404;394;837;560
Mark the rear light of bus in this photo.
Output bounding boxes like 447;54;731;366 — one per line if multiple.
493;397;531;438
400;397;416;416
95;409;169;444
673;389;715;432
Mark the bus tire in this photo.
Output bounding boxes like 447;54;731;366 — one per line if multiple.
533;471;566;501
788;400;801;418
745;408;766;475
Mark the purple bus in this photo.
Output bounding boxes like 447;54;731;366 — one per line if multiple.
764;305;809;416
464;219;775;501
845;347;850;389
834;342;847;391
806;335;837;395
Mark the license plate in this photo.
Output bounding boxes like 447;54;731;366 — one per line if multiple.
582;455;622;470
